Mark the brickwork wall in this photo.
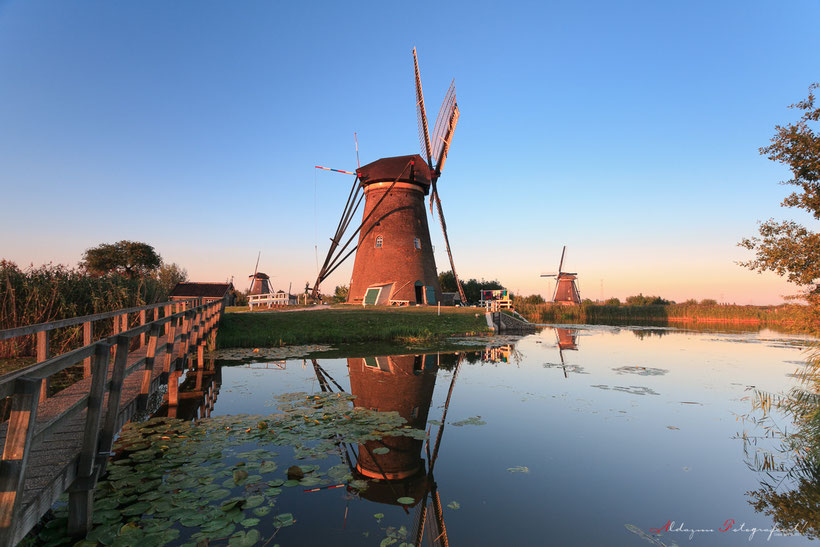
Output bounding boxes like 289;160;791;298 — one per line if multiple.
348;182;441;304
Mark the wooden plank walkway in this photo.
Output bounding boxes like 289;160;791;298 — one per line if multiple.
0;298;225;545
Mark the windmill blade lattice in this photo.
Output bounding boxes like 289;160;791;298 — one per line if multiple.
413;47;433;167
430;80;458;173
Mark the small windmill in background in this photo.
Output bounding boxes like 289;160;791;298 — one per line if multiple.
247;252;272;296
541;246;581;305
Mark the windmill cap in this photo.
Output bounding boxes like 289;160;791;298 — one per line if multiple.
356;154;431;191
249;272;270;279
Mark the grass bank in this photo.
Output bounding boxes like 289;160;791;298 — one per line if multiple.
516;301;818;332
216;306;490;348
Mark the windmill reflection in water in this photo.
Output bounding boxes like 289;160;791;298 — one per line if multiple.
311;352;465;546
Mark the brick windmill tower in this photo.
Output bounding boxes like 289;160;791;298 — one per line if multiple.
541;246;581;305
311;49;467;306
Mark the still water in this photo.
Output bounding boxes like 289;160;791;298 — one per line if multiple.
100;326;820;545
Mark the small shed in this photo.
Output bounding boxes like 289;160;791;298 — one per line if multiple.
169;282;235;306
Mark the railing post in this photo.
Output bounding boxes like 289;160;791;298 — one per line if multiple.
139;309;147;348
177;311;192;369
82;321;93;378
36;331;50;400
138;324;161;411
0;377;43;546
164;305;171;336
68;343;111;537
163;315;178;375
96;336;129;479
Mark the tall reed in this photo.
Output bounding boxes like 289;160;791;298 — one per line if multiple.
0;260;170;358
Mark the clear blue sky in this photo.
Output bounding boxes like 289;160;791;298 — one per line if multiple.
1;0;818;304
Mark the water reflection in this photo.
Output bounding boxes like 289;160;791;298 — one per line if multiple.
740;349;820;539
126;326;818;545
154;358;222;421
542;327;587;377
311;353;464;545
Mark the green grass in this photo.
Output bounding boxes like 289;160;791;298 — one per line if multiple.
215;306;489;348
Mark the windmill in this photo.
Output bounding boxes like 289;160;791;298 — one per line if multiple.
310;48;467;305
248;252;272;296
540;246;581;305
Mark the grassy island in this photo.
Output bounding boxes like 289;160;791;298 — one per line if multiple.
215;306;490;348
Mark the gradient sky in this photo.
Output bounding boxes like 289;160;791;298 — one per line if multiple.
1;0;818;304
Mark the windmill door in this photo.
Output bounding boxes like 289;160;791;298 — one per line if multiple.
414;282;424;304
425;287;436;305
364;287;380;306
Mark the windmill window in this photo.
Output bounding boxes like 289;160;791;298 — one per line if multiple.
414;238;421;249
375;235;383;248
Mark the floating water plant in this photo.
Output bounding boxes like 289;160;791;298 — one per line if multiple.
450;416;486;426
24;392;427;546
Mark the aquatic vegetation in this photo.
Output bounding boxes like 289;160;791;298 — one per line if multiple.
24;392;427;546
591;384;660;396
612;366;669;376
450;416;486;426
211;345;335;360
507;466;529;473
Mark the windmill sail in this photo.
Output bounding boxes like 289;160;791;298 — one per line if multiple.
413;47;433;168
430;80;459;174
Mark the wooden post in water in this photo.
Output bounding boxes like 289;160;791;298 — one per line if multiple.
68;343;110;537
0;377;42;546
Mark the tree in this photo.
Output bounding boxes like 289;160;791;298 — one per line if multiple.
81;241;161;278
438;270;457;293
333;285;349;304
740;83;820;299
461;278;504;304
155;262;188;295
625;293;672;306
604;297;621;306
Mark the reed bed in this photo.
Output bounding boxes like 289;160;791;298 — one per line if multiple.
0;260;170;359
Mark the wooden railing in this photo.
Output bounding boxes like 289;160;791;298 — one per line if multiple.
0;297;226;545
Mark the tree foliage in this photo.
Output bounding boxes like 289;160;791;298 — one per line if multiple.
333;285;349;304
437;271;504;303
81;240;162;278
625;293;672;306
438;270;457;293
156;262;188;295
740;83;820;297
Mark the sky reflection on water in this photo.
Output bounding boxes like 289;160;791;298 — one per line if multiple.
170;326;816;545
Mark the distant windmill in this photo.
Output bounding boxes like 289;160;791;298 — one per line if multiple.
541;246;581;305
247;252;272;296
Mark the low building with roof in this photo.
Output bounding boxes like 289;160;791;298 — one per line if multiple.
169;282;235;306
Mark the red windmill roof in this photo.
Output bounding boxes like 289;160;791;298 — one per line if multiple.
356;154;431;190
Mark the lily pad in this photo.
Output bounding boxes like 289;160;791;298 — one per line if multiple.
372;447;390;455
396;497;415;505
273;512;295;528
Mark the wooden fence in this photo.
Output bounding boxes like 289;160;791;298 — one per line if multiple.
0;297;225;545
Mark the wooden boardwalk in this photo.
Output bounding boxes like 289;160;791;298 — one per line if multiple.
0;298;225;545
